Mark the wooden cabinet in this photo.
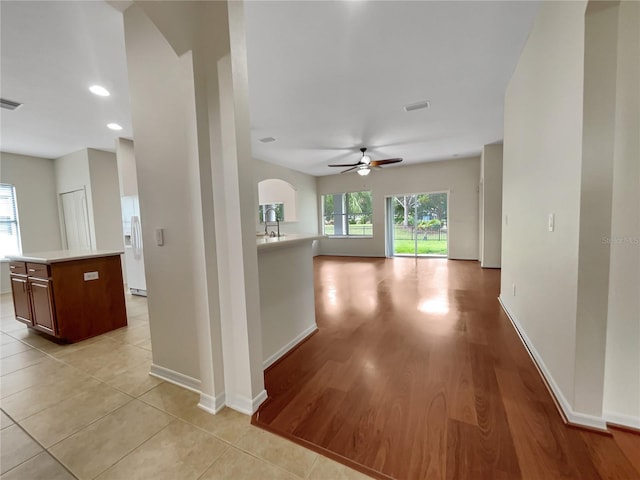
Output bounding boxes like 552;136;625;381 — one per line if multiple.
10;273;31;324
8;254;126;343
29;278;56;334
9;260;57;335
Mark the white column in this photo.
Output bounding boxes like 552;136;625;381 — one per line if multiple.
122;0;265;414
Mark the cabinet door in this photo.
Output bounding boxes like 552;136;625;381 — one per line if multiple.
29;278;56;334
10;275;32;325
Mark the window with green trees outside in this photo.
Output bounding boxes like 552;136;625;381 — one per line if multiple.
322;191;372;237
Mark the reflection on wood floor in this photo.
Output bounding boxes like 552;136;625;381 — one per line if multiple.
253;256;640;480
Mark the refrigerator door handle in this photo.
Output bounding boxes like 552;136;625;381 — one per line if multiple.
132;216;142;260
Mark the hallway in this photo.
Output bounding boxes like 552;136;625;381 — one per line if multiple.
254;256;640;479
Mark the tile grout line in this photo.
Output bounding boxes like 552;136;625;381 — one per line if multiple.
0;407;79;479
305;454;320;480
3;304;330;480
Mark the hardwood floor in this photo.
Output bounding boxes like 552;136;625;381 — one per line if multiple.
253;256;640;480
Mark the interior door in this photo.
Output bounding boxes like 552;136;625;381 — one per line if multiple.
61;189;91;250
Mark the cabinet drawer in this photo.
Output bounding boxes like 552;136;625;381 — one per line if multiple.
26;262;50;278
9;261;27;275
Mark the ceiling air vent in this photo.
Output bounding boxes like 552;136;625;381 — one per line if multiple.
259;137;276;143
0;98;23;111
403;100;430;112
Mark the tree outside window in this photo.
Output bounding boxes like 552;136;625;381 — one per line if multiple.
322;191;372;236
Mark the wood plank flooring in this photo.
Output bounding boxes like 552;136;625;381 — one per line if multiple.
253;256;640;480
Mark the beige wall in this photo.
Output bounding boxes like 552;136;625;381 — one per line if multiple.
253;158;318;235
54;148;123;253
123;4;202;383
480;144;503;268
502;0;639;429
0;152;62;293
124;0;266;414
316;156;480;259
116;138;138;197
603;0;640;427
55;149;95;249
574;0;619;418
88;149;123;252
501;0;586;417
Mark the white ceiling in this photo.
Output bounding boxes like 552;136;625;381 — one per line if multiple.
0;1;540;175
0;1;132;160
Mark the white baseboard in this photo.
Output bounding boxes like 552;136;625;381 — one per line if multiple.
225;389;268;415
498;297;608;431
263;325;317;370
149;364;201;394
150;365;270;416
604;411;640;430
198;392;226;415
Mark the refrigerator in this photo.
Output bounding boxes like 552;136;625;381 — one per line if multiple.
121;195;147;296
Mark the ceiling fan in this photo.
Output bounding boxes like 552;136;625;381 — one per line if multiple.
328;148;403;176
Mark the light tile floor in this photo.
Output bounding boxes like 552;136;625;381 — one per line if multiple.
0;292;370;479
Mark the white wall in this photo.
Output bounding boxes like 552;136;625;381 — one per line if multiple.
116;138;138;197
54;149;95;249
0;152;62;292
253;158;318;235
88;149;124;251
259;242;316;368
124;0;268;414
123;4;202;382
603;0;640;428
480;144;503;268
55;148;123;254
502;0;639;429
574;0;619;418
501;0;586;416
316;157;480;259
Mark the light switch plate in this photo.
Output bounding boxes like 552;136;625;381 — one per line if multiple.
156;228;164;246
548;213;555;232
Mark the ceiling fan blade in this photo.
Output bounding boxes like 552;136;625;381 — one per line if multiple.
329;162;360;167
370;158;403;167
341;166;359;174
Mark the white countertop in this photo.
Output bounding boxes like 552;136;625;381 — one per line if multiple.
7;249;124;264
256;233;324;251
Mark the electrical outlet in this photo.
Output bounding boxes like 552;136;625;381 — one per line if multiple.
84;271;99;281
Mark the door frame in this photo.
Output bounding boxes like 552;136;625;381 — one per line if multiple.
385;190;450;258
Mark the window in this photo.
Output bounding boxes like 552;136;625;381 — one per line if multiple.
0;184;21;257
259;203;284;223
322;191;373;237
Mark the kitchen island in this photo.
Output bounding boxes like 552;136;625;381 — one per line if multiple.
257;234;324;368
7;250;127;343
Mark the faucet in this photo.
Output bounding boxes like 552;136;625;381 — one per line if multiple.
263;207;280;237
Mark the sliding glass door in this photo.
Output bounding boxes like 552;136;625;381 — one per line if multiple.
386;192;448;257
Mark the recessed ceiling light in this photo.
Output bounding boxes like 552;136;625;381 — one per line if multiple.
403;100;430;112
107;123;123;131
89;85;110;97
259;137;276;143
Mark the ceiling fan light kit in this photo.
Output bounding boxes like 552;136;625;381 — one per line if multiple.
328;147;403;175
